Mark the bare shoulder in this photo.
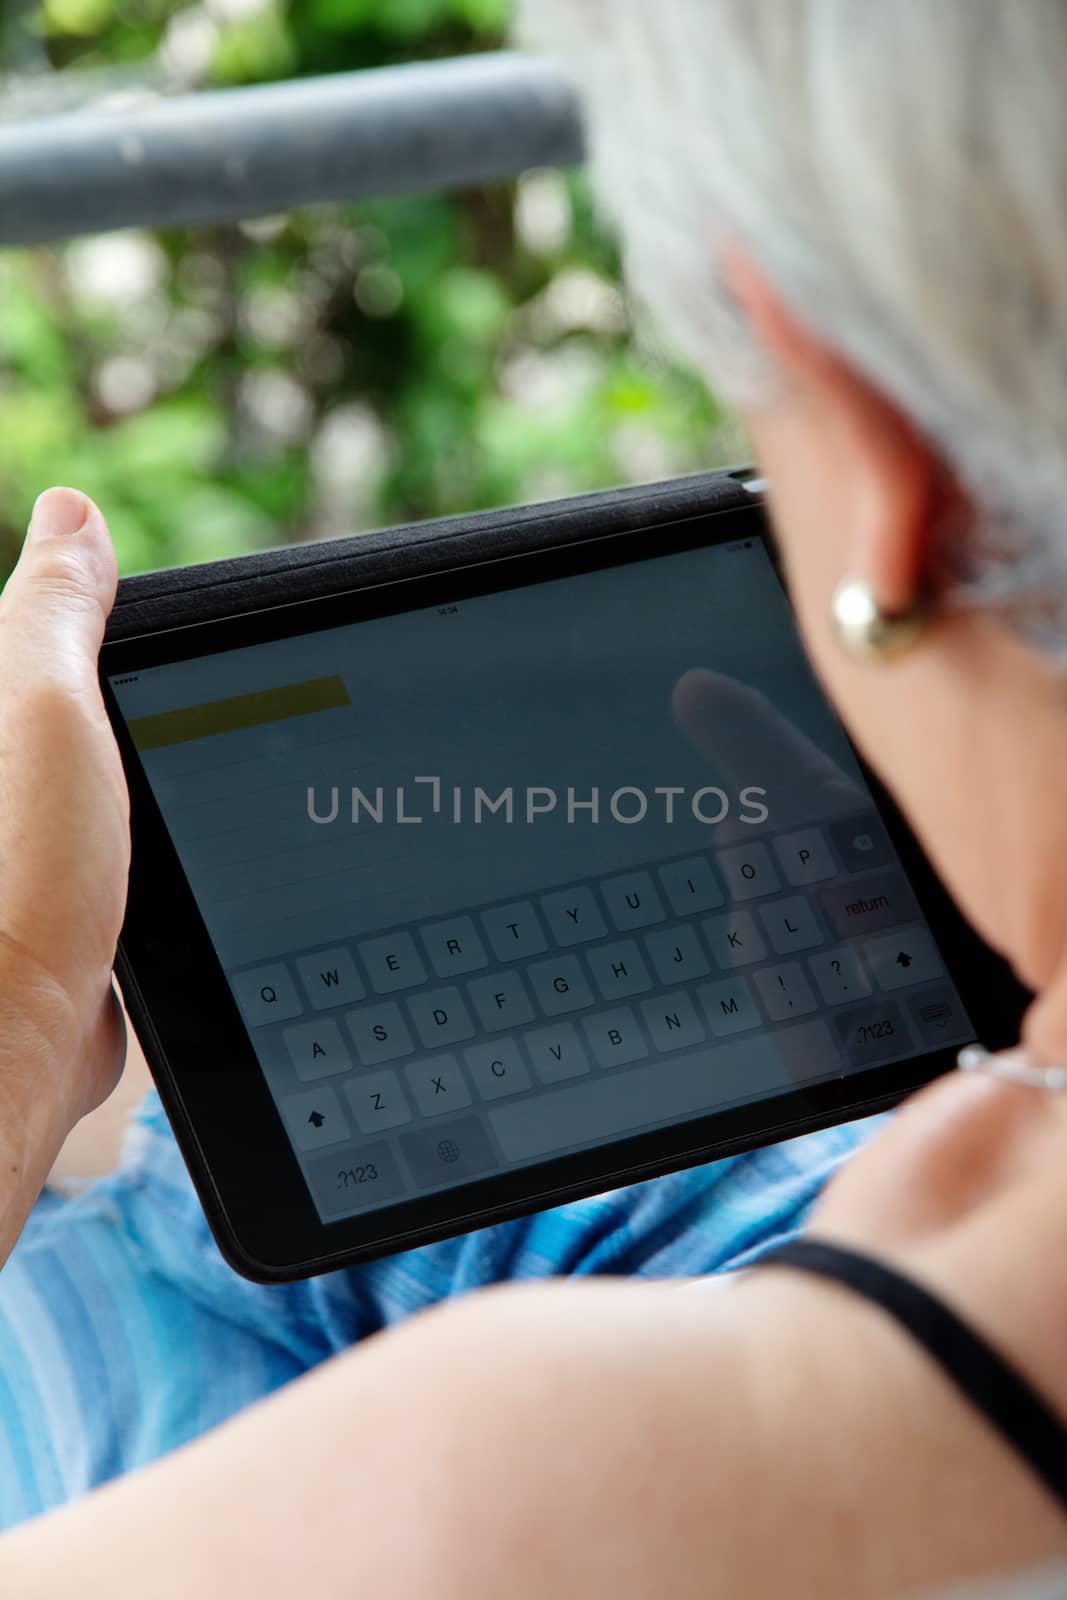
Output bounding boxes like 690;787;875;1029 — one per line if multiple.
337;1243;1067;1599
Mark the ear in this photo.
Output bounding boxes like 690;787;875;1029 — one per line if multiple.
723;245;954;614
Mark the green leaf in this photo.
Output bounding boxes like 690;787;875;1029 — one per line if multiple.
450;0;510;32
308;0;378;28
42;0;113;38
211;7;298;84
430;267;511;345
107;399;228;477
376;0;452;40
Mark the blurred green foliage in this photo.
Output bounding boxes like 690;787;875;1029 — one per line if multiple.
0;0;743;581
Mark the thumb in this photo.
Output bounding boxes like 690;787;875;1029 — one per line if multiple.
0;488;117;684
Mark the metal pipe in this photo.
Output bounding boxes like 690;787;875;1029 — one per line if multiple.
0;51;585;246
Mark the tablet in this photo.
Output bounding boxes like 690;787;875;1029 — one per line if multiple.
101;473;1025;1281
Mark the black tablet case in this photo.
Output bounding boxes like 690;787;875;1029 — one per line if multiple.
106;469;762;640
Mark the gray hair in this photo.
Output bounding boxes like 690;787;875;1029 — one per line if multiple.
517;0;1067;654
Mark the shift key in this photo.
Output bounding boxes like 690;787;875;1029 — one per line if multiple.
819;868;920;940
401;1117;497;1189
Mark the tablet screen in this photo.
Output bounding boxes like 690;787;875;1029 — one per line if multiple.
108;535;974;1225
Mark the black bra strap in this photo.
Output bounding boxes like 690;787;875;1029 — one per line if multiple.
757;1237;1067;1515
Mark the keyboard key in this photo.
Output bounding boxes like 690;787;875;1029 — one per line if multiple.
702;910;766;969
829;814;893;873
231;962;303;1026
583;1006;648;1069
758;894;824;956
640;992;706;1053
599;871;666;932
697;977;761;1037
283;1018;353;1082
358;932;427;995
280;1086;350;1151
753;962;818;1021
345;1001;414;1065
716;842;781;902
481;901;548;963
295;946;365;1010
808;947;872;1006
907;986;972;1050
643;925;710;986
861;925;946;992
657;855;724;916
523;1022;592;1084
465;1038;532;1100
585;940;653;1001
306;1140;406;1217
420;916;489;978
772;827;836;887
344;1068;413;1133
526;956;595;1017
468;971;536;1032
833;1000;909;1067
539;886;607;947
819;869;920;940
400;1116;497;1189
405;1054;473;1118
406;985;476;1048
490;1021;838;1163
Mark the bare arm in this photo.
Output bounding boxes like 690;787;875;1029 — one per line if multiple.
0;489;128;1262
4;1071;1067;1600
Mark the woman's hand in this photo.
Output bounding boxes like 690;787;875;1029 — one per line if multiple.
0;488;128;1256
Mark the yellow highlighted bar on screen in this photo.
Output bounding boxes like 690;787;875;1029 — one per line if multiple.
128;676;350;751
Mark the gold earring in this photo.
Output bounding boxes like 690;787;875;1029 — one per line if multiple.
830;577;928;662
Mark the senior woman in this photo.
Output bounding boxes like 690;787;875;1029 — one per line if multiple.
2;1;1067;1595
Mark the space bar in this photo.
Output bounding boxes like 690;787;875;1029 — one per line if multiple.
489;1020;836;1164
